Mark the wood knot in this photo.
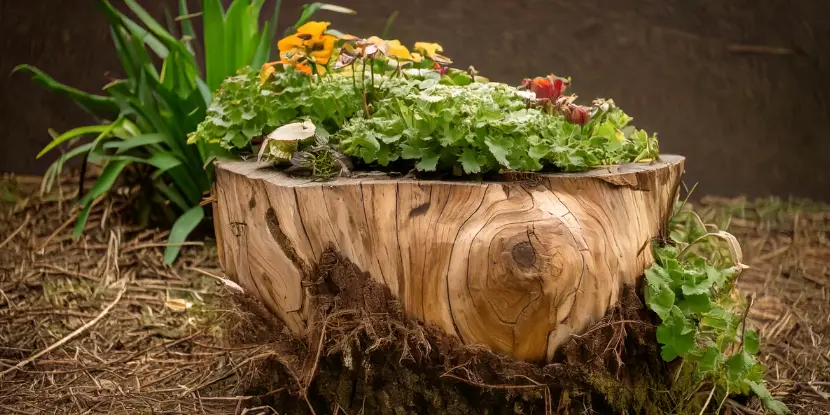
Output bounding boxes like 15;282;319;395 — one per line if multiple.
511;241;537;268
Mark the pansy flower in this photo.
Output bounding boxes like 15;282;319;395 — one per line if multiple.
269;21;338;77
520;74;569;103
413;42;452;64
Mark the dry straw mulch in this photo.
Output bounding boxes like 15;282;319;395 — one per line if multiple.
695;196;830;414
0;172;828;414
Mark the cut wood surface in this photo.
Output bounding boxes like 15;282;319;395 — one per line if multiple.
213;155;685;361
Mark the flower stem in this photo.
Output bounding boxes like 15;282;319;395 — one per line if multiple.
361;62;369;117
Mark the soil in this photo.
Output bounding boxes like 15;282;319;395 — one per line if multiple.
1;172;829;414
231;248;669;414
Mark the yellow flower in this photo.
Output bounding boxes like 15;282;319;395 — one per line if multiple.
309;34;337;65
385;40;413;61
413;41;452;64
296;21;328;38
414;42;442;56
259;61;278;84
277;21;338;73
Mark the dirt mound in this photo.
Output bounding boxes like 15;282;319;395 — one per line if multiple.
223;248;672;414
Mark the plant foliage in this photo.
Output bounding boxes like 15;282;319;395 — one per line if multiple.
191;59;659;175
16;1;346;263
645;206;789;414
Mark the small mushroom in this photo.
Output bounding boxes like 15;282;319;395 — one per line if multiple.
257;120;317;163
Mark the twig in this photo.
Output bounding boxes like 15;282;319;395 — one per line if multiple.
0;282;127;378
304;314;329;387
441;373;546;390
738;294;754;349
698;386;716;415
121;241;204;254
726;398;764;415
0;213;30;250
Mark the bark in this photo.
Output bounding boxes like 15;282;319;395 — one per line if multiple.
213;155;684;361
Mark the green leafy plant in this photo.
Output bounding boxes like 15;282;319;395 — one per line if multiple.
190;21;659;177
14;0;307;263
645;205;789;414
202;0;282;91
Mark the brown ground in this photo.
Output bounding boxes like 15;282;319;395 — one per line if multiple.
0;173;828;414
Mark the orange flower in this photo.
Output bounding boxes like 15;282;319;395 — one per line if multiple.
277;21;338;73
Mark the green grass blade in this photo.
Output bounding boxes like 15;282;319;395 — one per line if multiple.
103;133;166;153
123;0;180;49
37;125;109;159
203;0;226;91
292;3;356;34
195;77;211;105
13;65;119;120
154;180;190;212
78;159;130;207
123;17;170;59
178;0;196;54
252;0;281;67
72;203;94;239
163;205;204;264
381;10;399;38
223;0;246;80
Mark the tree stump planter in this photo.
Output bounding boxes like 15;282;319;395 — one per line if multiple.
213;155;684;362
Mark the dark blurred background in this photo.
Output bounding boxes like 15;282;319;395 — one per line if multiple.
2;0;829;200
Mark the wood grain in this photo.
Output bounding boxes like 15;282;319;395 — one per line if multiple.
213;155;685;361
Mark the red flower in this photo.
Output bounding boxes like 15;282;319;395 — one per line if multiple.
520;74;567;102
560;104;591;125
433;61;449;76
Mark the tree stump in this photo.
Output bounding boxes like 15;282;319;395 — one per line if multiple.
213;155;684;361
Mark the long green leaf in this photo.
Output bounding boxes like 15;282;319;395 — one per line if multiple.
102;133;166;153
291;3;356;34
203;0;226;91
13;65;119;120
78;160;130;208
223;0;247;81
72;203;94;239
37;125;109;159
178;0;196;55
381;10;399;38
154;180;190;212
122;0;182;51
98;153;182;172
252;0;281;68
123;17;170;58
163;205;204;264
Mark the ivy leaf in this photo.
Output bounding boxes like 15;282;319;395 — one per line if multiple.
459;148;483;174
645;267;675;320
656;306;696;361
748;382;790;415
415;151;440;171
696;346;722;373
726;350;757;384
678;293;711;315
706;264;730;288
700;306;731;331
485;137;510;166
744;328;760;355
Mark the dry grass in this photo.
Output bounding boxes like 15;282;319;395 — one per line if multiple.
0;172;828;414
0;173;281;414
696;196;830;414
